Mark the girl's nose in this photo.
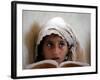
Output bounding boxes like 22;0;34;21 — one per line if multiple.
52;46;60;56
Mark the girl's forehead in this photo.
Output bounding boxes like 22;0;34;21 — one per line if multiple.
43;34;65;42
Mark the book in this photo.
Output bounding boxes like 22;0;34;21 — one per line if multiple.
26;60;89;69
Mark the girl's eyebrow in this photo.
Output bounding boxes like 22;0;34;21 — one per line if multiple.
45;39;65;43
60;40;65;43
44;37;53;42
45;40;52;43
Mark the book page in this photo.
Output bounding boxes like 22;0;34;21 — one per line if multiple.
26;60;59;69
59;61;89;67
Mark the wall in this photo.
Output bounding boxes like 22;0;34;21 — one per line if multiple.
0;0;99;80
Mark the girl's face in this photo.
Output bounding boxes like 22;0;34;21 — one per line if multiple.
42;34;68;63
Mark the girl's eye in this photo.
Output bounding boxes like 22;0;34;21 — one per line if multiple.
59;42;65;48
47;43;52;48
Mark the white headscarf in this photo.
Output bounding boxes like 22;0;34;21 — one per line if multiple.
35;17;77;61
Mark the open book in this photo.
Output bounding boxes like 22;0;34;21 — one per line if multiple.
26;60;89;69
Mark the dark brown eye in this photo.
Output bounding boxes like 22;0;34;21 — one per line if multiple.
59;42;65;48
47;43;53;48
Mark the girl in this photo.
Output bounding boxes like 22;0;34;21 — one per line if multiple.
34;17;86;64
